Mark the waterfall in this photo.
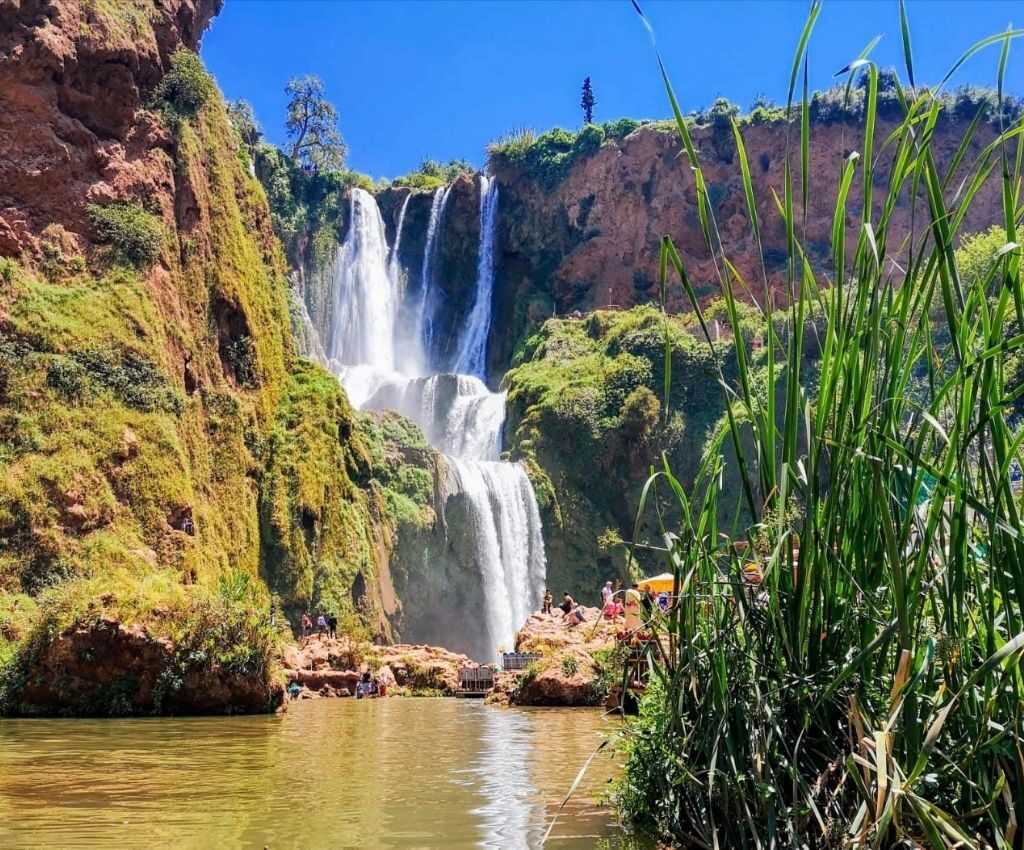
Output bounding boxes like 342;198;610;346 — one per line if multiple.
324;188;397;371
445;458;547;657
452;175;499;379
314;183;545;661
387;193;411;291
414;185;452;372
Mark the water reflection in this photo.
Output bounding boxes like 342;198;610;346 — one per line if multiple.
0;700;646;849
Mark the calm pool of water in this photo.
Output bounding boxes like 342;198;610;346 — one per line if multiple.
0;698;647;849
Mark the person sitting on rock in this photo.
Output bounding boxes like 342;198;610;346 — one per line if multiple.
565;604;586;626
559;593;575;615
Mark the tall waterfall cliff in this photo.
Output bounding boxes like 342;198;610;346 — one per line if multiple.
298;185;546;661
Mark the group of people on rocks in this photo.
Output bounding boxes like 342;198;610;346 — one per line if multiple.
541;589;589;625
539;577;673;630
299;611;338;642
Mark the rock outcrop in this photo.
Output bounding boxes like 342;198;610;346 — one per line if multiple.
373;118;1003;386
489;606;620;707
9;616;282;716
283;637;472;698
0;0;223;258
0;0;444;716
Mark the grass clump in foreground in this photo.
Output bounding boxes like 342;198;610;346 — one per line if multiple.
613;2;1024;847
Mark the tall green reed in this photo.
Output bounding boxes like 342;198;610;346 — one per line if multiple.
617;2;1024;847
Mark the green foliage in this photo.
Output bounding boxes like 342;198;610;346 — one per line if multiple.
254;144;372;261
285;75;347;171
59;348;182;414
85;202;164;269
226;99;262;149
504;305;750;591
0;570;281;715
392;158;475;189
616;7;1024;846
0;93;295;714
601;117;642;139
487;124;607;191
485;126;537;161
581;76;596;124
154;49;215;118
560;653;579;676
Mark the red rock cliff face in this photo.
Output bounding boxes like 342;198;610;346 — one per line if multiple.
0;0;222;256
485;118;1004;377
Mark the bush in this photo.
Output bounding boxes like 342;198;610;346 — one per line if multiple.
560;654;579;676
45;358;88;400
573;123;605;156
65;347;182;414
155;49;215;118
393;158;474;189
602;118;643;139
85;202;164;269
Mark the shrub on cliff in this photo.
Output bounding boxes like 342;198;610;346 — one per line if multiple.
487;125;607;191
155;49;215;119
254;144;373;263
86;202;164;269
392;158;475;189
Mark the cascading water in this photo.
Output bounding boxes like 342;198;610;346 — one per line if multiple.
413;185;452;374
452;175;499;380
324;188;398;371
313;181;545;660
387;193;411;291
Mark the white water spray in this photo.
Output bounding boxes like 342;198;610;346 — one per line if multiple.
324;188;397;371
387;193;411;292
452;175;499;379
414;185;452;373
315;183;545;660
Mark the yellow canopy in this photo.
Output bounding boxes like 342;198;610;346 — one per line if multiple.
638;573;676;594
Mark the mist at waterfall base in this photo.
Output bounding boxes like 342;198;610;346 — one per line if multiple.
302;180;546;661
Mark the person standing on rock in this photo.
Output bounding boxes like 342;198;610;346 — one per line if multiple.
624;583;643;632
327;613;338;639
542;589;553;615
316;612;327;639
300;612;312;642
601;581;614;608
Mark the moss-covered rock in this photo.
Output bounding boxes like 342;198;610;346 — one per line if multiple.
503;304;757;596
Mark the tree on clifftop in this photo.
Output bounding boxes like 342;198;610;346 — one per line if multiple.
581;76;596;124
285;75;348;171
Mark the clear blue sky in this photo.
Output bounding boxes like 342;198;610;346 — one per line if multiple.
201;1;1022;179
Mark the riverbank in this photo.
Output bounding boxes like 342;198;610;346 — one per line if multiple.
282;607;623;706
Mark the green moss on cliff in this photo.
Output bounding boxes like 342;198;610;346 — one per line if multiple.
0;54;299;713
258;359;373;618
504;305;757;595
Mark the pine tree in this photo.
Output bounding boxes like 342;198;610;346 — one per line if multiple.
581;76;596;125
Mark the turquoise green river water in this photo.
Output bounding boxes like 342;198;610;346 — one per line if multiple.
0;698;648;849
